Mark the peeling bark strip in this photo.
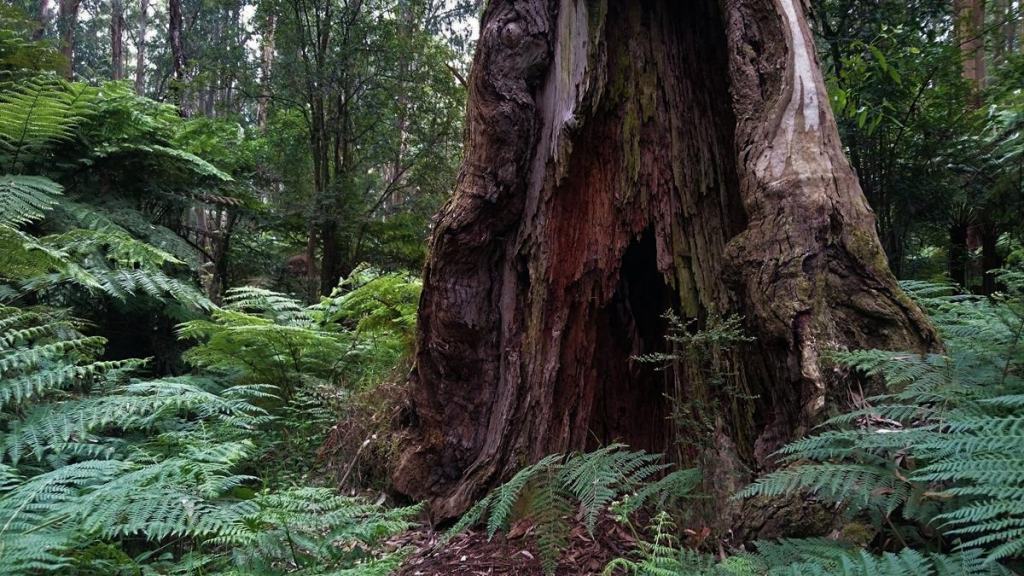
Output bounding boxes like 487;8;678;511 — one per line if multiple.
394;0;937;526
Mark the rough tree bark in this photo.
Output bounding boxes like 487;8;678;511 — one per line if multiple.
394;0;937;529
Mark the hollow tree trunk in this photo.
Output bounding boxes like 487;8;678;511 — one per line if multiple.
394;0;937;528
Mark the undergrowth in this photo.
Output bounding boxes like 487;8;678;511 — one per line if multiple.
0;301;418;575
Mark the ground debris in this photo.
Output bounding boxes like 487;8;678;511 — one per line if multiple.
391;515;638;575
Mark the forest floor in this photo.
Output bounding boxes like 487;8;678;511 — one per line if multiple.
392;515;637;575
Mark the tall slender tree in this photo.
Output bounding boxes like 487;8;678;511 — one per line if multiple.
57;0;80;78
110;0;125;80
169;0;186;114
257;13;276;130
134;0;148;94
955;0;987;101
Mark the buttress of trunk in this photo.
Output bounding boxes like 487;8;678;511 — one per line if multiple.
394;0;937;528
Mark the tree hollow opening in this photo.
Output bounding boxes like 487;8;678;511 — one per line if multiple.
564;0;741;459
588;228;674;456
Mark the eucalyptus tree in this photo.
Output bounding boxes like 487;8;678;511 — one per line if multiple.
395;0;937;532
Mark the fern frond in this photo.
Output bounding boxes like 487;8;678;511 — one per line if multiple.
485;453;562;538
615;468;702;517
736;463;909;516
449;447;698;576
0;175;61;226
0;77;96;170
561;444;665;533
746;539;1004;576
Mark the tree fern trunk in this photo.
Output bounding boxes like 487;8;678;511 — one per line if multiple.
950;219;970;288
394;0;937;529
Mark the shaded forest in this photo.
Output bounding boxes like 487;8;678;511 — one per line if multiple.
2;0;1024;574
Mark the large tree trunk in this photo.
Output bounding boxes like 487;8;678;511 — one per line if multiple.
394;0;937;528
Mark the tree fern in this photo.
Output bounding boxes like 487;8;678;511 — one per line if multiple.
211;486;420;573
183;272;419;397
179;291;348;399
92;142;233;182
736;463;911;518
2;377;272;464
604;525;1007;576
